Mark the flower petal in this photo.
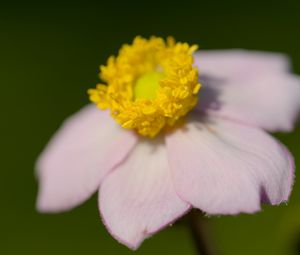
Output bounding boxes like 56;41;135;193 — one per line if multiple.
195;50;290;78
36;104;137;212
99;139;190;250
166;114;294;215
195;50;300;131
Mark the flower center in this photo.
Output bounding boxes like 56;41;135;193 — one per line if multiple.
88;36;201;137
134;71;165;100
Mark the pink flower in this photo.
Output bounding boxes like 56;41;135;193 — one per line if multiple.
36;37;300;250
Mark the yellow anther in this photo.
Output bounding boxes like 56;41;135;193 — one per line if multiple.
88;36;201;137
193;83;201;94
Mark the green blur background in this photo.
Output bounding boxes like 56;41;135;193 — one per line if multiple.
1;0;300;254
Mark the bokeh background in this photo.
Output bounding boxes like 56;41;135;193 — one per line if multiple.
1;0;300;254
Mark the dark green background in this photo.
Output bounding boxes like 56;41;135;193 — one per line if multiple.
1;1;300;254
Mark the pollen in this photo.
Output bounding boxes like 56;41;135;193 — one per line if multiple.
88;36;201;137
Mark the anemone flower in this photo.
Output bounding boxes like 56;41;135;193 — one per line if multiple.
36;36;300;250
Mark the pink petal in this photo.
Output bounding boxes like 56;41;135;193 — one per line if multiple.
195;50;300;131
166;114;294;215
195;50;290;79
99;140;190;250
36;104;137;212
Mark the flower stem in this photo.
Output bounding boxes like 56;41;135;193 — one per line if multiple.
188;210;216;255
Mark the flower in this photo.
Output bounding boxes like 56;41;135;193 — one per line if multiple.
36;36;300;250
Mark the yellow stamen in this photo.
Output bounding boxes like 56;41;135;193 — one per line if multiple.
88;36;201;137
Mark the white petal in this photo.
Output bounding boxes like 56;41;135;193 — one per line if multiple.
36;105;137;212
99;139;190;249
166;114;294;215
195;50;290;79
195;50;300;131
